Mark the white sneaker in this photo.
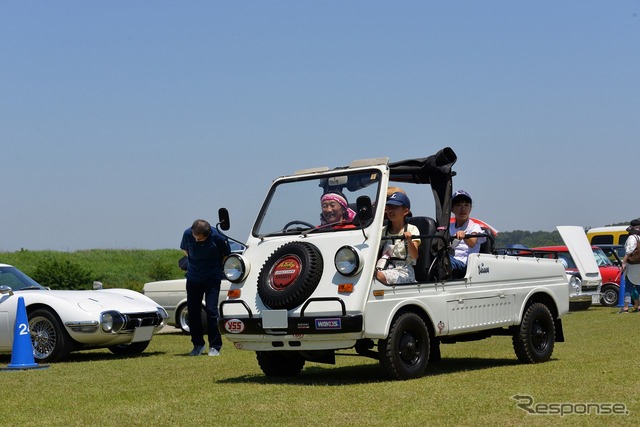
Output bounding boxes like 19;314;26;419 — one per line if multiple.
208;348;220;357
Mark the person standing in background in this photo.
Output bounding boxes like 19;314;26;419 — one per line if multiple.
620;218;640;313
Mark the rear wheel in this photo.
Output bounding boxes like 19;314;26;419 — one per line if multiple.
378;312;430;380
512;303;555;363
29;309;73;363
256;351;305;377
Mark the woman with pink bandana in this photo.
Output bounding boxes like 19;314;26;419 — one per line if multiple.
320;191;357;229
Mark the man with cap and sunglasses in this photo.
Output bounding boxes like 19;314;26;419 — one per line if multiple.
449;190;486;279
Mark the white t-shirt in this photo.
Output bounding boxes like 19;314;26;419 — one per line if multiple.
625;235;640;285
449;219;487;265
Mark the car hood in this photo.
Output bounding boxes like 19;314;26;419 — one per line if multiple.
557;226;602;287
18;289;160;314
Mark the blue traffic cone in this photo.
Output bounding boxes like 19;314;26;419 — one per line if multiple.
617;275;627;308
2;296;49;370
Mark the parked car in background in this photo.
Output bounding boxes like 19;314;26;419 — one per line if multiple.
143;241;244;333
530;245;617;309
594;244;625;306
142;278;231;333
587;226;629;246
595;244;625;267
0;263;168;363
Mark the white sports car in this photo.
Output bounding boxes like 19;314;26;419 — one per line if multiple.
0;263;168;363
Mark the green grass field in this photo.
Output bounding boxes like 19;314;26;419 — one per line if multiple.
0;305;638;426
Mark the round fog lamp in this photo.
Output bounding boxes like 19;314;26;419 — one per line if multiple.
334;246;361;276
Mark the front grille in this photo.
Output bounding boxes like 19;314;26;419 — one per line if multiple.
122;312;162;330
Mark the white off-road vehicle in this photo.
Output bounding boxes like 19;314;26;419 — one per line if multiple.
217;148;592;380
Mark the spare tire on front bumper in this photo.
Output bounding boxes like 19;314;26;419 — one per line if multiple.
257;242;324;310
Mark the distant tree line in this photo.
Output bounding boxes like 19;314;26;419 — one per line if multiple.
494;230;563;248
493;221;631;249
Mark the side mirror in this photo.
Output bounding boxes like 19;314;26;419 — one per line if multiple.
0;285;14;296
355;196;373;222
93;281;103;290
218;208;230;231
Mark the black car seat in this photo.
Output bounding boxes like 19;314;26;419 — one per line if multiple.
478;227;496;254
405;216;437;282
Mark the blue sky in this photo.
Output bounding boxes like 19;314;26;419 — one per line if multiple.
2;2;639;252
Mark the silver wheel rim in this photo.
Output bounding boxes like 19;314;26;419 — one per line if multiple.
30;316;56;359
179;308;190;333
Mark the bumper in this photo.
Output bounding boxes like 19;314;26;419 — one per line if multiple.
218;299;364;350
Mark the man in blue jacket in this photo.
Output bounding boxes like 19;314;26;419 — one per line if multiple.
180;219;231;356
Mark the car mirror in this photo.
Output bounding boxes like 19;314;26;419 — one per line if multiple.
218;208;230;231
0;285;14;296
356;196;373;222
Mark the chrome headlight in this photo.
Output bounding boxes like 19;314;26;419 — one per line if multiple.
568;275;582;292
224;254;250;283
334;246;362;276
101;311;125;333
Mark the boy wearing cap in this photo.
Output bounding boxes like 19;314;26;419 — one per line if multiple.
449;190;486;279
620;218;640;313
376;192;421;284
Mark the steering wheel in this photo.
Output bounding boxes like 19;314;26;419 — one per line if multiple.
283;220;315;232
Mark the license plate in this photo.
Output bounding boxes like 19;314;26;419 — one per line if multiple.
132;326;154;342
262;310;288;329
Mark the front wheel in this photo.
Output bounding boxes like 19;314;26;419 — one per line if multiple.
512;303;555;363
256;351;305;377
378;312;430;380
600;285;619;307
175;304;207;334
108;341;150;356
29;309;73;363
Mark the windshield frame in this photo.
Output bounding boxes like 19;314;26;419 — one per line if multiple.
252;167;383;238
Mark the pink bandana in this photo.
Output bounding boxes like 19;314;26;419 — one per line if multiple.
320;193;356;224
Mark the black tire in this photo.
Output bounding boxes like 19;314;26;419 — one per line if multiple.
512;302;555;364
600;285;619;307
29;308;73;363
256;351;305;377
108;341;150;356
257;242;323;310
378;312;430;380
175;303;207;334
569;300;592;311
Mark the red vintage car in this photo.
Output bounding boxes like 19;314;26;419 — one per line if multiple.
531;245;622;308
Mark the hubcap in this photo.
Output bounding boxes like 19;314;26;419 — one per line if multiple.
398;332;420;364
531;321;548;351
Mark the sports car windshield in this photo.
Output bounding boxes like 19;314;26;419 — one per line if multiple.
0;266;46;290
253;170;381;237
